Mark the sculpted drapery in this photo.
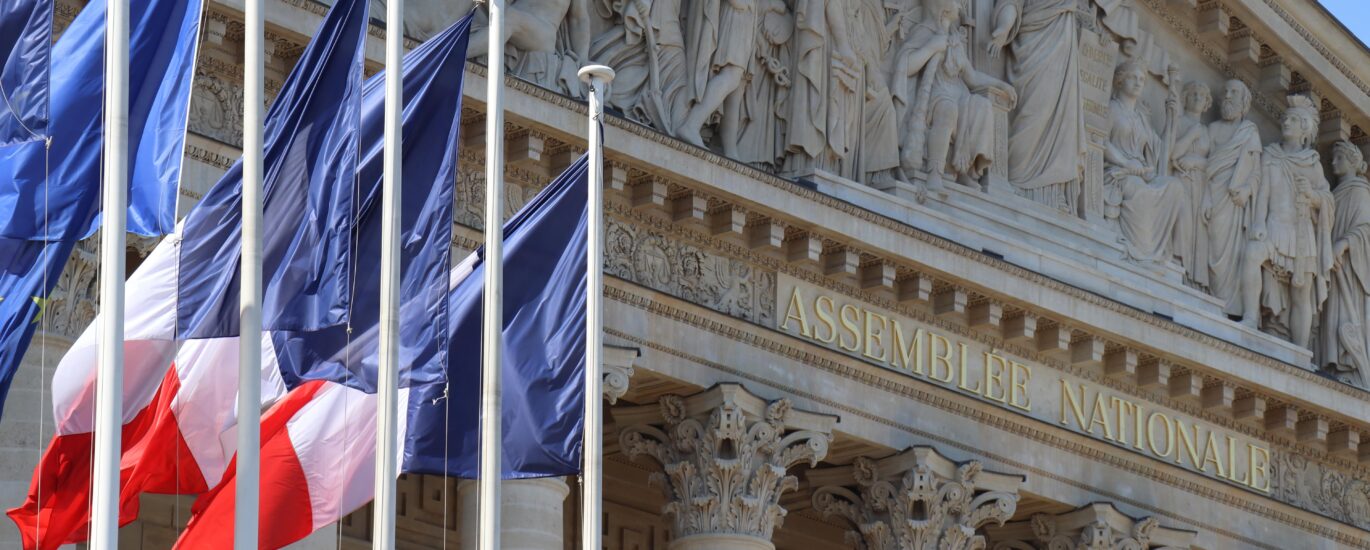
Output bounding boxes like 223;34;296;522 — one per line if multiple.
784;0;860;179
1321;142;1370;386
1203;81;1262;316
991;0;1085;210
1172;82;1212;288
1103;61;1191;267
589;0;689;133
1240;96;1334;349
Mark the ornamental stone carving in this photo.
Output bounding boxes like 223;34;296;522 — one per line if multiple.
985;502;1197;550
1319;141;1370;387
807;446;1024;550
1200;80;1262;317
1102;60;1191;269
1239;95;1334;350
895;0;1015;196
602;344;639;404
614;383;837;550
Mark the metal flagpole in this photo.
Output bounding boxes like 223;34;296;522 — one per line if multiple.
373;0;405;547
478;0;506;547
578;64;614;550
90;0;130;547
236;0;265;547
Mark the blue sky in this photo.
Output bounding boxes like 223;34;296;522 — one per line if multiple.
1320;0;1370;47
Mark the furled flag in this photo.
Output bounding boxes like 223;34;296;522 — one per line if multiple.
177;0;367;337
174;152;590;549
6;6;473;549
0;0;201;424
0;0;52;145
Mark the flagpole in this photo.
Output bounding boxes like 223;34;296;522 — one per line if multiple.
578;64;614;550
374;0;405;548
90;0;130;547
236;0;265;548
478;0;506;547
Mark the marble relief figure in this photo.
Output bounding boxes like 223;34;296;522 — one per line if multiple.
1171;81;1212;288
895;0;1015;194
676;0;760;153
1102;60;1191;267
988;0;1086;213
1240;95;1334;349
589;0;690;135
732;0;793;170
783;0;861;179
1202;80;1262;316
1321;141;1370;386
466;0;591;70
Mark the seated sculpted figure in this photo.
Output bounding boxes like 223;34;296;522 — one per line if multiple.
1103;60;1191;266
893;0;1015;194
1239;95;1334;349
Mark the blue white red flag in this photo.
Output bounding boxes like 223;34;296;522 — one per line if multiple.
177;0;367;338
173;152;590;549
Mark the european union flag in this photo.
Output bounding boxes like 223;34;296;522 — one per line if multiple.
0;0;51;146
0;238;69;421
0;0;201;241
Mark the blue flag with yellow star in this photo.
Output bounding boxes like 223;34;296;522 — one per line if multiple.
0;237;70;421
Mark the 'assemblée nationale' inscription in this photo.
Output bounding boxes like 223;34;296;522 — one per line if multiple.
776;274;1272;493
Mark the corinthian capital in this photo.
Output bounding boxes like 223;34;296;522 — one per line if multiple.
807;446;1024;550
986;502;1197;550
613;383;837;547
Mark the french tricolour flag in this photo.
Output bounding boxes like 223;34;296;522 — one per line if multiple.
175;152;591;548
5;234;290;550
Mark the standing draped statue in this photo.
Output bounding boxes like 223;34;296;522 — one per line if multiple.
589;0;690;134
1102;60;1191;266
784;0;861;178
1202;80;1262;316
894;0;1015;194
1321;141;1370;386
1171;81;1212;288
678;0;760;155
988;0;1085;212
1239;95;1334;349
733;0;793;170
851;0;901;186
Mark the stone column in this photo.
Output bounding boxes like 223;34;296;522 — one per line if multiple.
452;345;638;549
458;477;571;549
613;383;838;550
807;446;1024;550
984;502;1198;549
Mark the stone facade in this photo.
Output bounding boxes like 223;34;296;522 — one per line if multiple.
3;0;1370;548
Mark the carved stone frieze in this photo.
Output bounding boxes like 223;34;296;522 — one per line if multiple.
614;383;837;548
1271;451;1370;531
605;216;776;326
807;446;1023;550
985;502;1197;550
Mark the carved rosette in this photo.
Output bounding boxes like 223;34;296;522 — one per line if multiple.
986;503;1196;550
614;384;837;547
807;447;1024;550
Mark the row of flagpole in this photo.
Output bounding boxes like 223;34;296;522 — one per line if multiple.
83;1;614;548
